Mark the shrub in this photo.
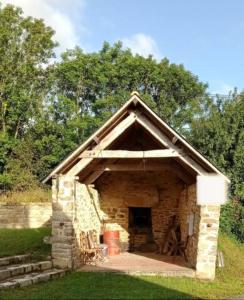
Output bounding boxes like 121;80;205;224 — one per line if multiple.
220;199;244;242
0;139;39;192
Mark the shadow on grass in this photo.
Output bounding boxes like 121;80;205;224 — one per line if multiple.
0;271;201;300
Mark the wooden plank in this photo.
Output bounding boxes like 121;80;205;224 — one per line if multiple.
95;162;182;172
80;149;179;159
135;112;206;175
97;163;166;171
67;112;136;177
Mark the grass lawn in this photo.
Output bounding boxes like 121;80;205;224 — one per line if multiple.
0;228;51;260
0;230;243;299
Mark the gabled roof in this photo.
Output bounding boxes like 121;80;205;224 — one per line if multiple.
43;91;230;183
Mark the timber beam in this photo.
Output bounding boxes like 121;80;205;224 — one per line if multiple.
67;112;137;177
134;112;206;175
79;149;180;159
94;162;176;171
83;161;194;184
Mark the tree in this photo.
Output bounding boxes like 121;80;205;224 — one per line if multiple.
0;4;56;138
51;42;207;138
190;93;244;201
0;4;57;190
189;93;244;241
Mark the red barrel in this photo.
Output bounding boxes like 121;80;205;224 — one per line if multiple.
103;231;120;256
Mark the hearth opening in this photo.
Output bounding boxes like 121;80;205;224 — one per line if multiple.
129;207;155;252
129;207;152;229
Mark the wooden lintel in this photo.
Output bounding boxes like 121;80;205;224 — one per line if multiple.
79;149;179;159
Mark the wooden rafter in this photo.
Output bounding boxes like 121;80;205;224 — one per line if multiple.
135;112;206;175
67;112;137;177
84;170;105;184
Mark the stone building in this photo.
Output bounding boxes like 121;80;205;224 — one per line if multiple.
43;92;229;280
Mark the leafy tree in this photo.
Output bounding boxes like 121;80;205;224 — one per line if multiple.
0;4;56;138
53;43;207;133
0;4;57;190
189;93;244;241
190;93;244;201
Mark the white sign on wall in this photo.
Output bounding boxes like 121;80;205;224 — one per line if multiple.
197;174;228;205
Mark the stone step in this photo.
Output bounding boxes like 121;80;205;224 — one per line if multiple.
0;261;52;281
0;268;68;290
0;254;31;267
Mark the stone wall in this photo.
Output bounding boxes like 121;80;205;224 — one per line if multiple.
195;205;220;280
96;171;185;250
72;182;103;265
97;173;203;267
51;175;76;269
0;203;52;228
178;184;200;267
151;177;184;247
51;175;101;269
178;184;221;280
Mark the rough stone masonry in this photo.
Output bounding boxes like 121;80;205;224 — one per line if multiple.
51;173;220;280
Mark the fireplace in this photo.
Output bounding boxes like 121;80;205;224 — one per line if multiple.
129;207;155;252
129;207;152;229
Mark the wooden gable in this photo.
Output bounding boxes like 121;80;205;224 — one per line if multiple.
43;91;229;184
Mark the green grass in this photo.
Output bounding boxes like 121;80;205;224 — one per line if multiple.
0;228;51;260
0;231;243;299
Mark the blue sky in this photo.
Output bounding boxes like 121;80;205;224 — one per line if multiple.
3;0;244;93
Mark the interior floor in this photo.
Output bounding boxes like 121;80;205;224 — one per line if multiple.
79;252;195;276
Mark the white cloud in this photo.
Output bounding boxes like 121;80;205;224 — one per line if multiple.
122;33;161;59
2;0;86;55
